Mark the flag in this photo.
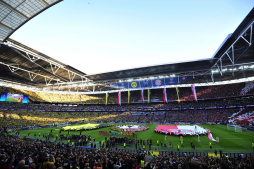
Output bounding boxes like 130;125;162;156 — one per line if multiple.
140;90;144;102
162;88;167;103
208;131;216;141
128;91;131;104
148;89;151;103
176;87;180;103
105;92;109;105
118;91;121;105
191;84;197;102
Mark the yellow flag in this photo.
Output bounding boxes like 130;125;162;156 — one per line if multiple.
176;87;180;103
128;91;131;104
105;92;109;105
148;89;151;104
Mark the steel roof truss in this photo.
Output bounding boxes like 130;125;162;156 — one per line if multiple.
214;21;254;68
7;64;19;72
28;72;37;81
211;72;214;83
68;70;76;82
26;52;39;62
7;42;90;81
226;49;234;65
251;25;253;45
216;59;223;76
241;35;251;46
50;62;60;75
0;61;64;84
45;77;53;85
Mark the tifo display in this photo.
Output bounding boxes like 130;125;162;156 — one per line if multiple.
154;125;208;135
114;125;149;131
0;92;28;103
61;123;111;131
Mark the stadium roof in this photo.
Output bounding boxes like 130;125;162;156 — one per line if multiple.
86;58;218;82
0;38;88;85
0;6;253;92
86;8;254;84
0;0;62;42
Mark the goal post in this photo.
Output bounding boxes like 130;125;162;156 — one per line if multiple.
227;124;235;130
234;125;243;132
227;124;242;132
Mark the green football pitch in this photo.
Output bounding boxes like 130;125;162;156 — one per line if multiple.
6;97;19;102
10;124;254;153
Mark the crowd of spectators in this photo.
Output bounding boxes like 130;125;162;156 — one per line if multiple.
1;135;254;169
0;98;253;112
0;135;145;169
148;152;254;169
104;109;239;124
1;81;254;104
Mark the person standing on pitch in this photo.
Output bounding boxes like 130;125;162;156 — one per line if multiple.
177;144;180;151
220;149;222;157
198;136;201;142
209;142;212;149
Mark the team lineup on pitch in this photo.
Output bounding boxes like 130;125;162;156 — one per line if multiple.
10;123;254;153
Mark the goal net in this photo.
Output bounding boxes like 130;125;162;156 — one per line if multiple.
234;125;242;132
227;124;235;130
227;124;242;132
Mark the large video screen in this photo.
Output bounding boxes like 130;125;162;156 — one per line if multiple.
0;93;28;103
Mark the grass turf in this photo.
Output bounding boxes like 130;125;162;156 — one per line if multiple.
9;124;254;153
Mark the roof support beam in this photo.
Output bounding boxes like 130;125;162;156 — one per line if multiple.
39;0;49;6
7;41;90;82
213;21;254;68
9;47;69;82
0;0;29;19
0;61;64;83
0;22;13;31
250;24;253;45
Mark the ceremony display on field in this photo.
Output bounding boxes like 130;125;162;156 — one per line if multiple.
113;124;149;131
61;123;111;131
154;125;208;135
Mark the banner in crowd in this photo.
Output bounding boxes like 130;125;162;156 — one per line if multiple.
163;88;167;103
176;87;180;103
0;92;28;103
191;84;198;102
128;91;131;104
106;76;192;89
148;89;151;103
140;90;144;102
105;92;108;105
118;91;121;105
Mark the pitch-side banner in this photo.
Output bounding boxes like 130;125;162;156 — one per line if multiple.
106;76;192;89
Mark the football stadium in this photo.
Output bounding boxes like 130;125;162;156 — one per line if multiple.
0;1;254;168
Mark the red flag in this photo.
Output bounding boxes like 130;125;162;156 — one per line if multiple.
118;91;121;105
140;90;144;102
191;84;197;102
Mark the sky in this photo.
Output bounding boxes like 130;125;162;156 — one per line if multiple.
10;0;254;75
